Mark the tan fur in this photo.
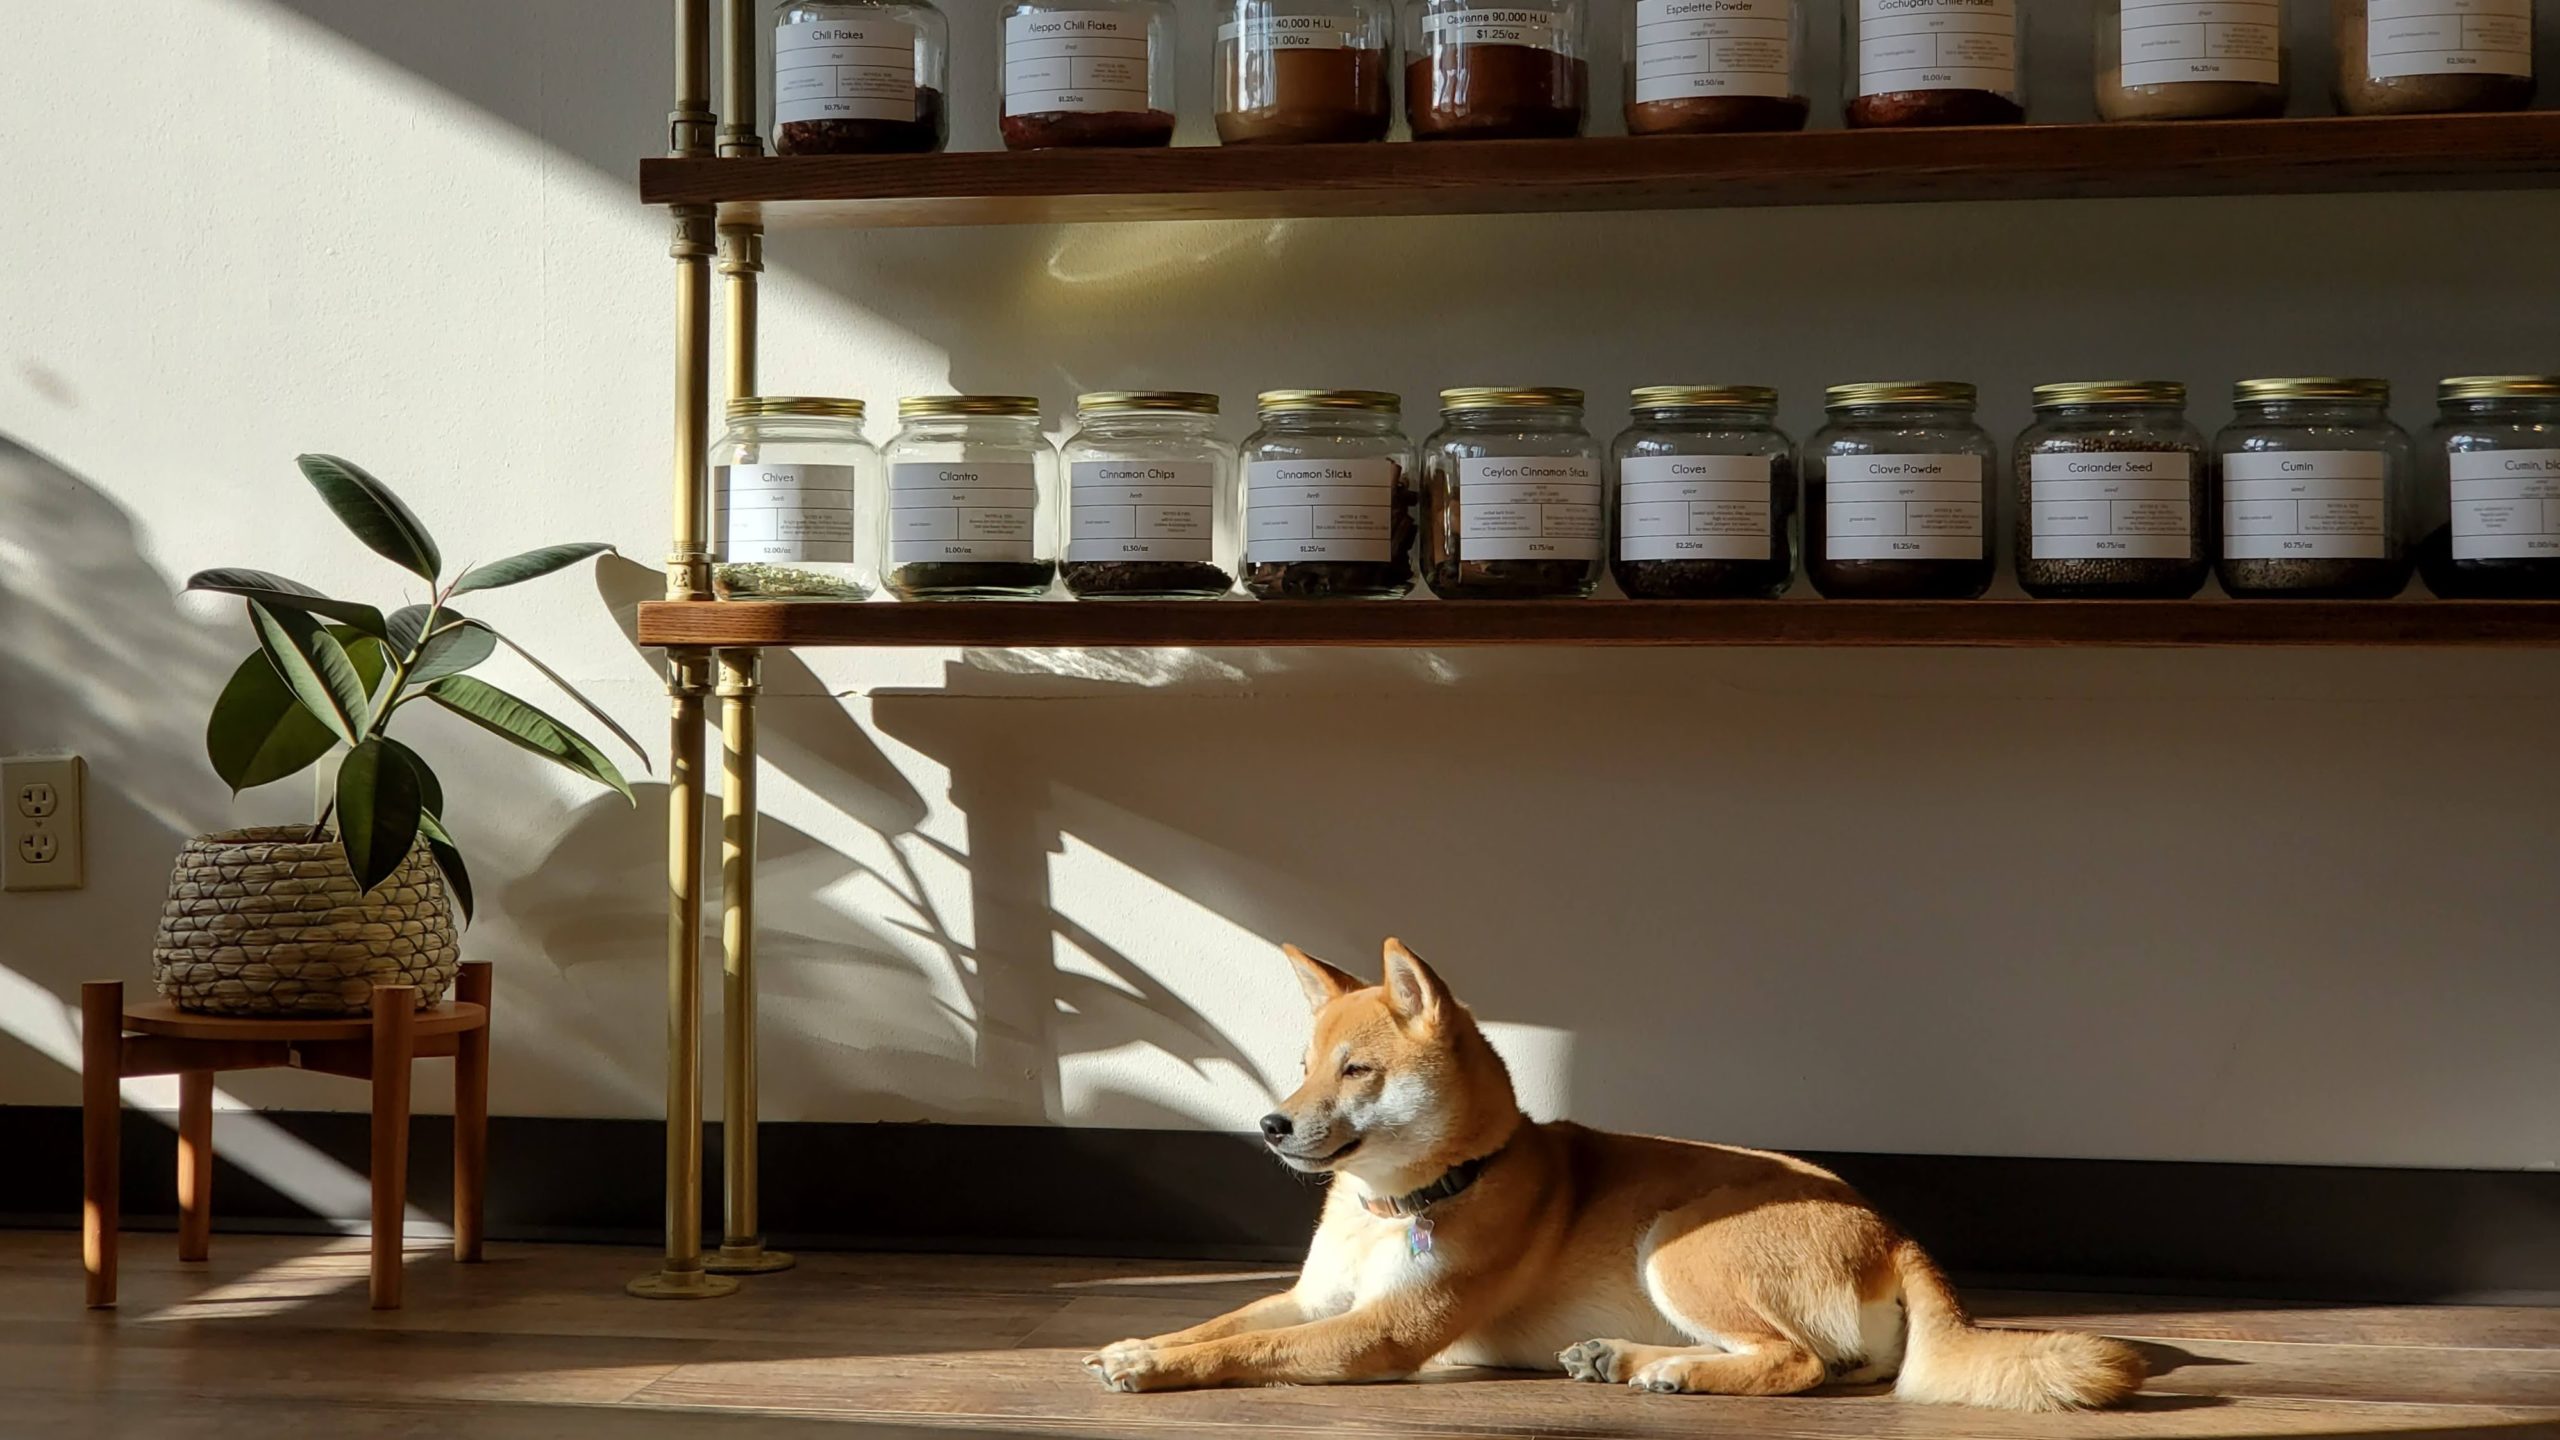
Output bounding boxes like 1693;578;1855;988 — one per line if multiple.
1084;940;2146;1411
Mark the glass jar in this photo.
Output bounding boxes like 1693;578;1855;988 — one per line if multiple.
1059;392;1238;600
1405;0;1590;140
2334;0;2535;116
1218;1;1396;144
1803;382;1996;600
1421;388;1605;599
1625;0;1810;134
1843;0;2026;127
1610;386;1796;599
999;0;1177;149
772;1;952;154
2215;378;2413;600
713;397;883;601
1241;391;1418;599
2419;376;2560;599
2096;0;2286;121
2013;382;2211;600
881;396;1057;600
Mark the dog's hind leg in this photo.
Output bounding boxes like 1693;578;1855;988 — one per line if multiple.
1576;1337;1827;1396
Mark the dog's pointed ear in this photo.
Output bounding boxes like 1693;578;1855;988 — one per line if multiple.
1381;938;1450;1031
1282;944;1363;1011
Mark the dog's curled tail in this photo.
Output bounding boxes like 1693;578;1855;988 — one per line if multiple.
1890;1240;2146;1412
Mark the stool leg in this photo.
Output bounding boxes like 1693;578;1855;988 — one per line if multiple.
453;962;492;1264
177;1070;213;1263
369;986;417;1310
80;982;121;1310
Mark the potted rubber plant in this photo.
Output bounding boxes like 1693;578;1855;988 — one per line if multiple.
161;455;640;1015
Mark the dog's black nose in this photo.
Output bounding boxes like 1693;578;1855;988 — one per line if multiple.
1259;1113;1293;1143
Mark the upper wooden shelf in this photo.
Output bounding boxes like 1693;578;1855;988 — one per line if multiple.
641;112;2560;229
637;599;2560;650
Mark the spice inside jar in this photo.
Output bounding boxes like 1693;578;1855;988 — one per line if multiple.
2333;0;2535;116
1060;391;1237;600
882;395;1057;600
2419;376;2560;599
1422;387;1606;599
1624;0;1810;134
773;1;952;155
2216;377;2413;600
1803;382;1996;600
1405;0;1590;140
1241;390;1418;600
2013;382;2210;600
2097;0;2286;121
999;2;1178;149
1217;2;1395;144
1844;0;2026;127
1610;386;1797;600
714;397;883;601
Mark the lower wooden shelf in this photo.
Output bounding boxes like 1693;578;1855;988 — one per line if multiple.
635;599;2560;649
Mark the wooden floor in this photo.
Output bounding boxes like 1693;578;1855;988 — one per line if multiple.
8;1234;2557;1439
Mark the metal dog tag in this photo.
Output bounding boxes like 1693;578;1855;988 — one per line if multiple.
1408;1216;1435;1258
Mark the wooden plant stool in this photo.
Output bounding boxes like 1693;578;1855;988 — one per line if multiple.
81;960;491;1311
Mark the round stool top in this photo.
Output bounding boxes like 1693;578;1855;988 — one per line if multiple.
122;999;488;1042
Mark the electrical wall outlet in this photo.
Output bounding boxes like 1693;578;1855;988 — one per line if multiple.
3;755;84;892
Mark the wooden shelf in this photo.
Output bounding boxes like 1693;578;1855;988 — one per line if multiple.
637;599;2560;650
641;112;2560;229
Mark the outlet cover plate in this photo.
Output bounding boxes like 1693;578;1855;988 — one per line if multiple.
4;755;85;891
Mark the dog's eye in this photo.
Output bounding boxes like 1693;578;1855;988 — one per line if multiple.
1340;1061;1374;1079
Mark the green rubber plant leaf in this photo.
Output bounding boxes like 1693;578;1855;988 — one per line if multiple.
417;810;473;925
248;600;370;747
186;568;386;637
410;618;498;686
383;736;444;818
451;543;614;595
335;736;424;894
297;454;442;581
205;652;339;793
479;624;649;770
426;675;633;803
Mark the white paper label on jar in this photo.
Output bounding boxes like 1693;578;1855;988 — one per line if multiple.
1856;0;2018;96
1420;7;1569;54
2221;452;2389;559
715;464;861;564
775;18;920;124
1218;14;1363;50
2119;0;2282;87
889;461;1039;563
2028;452;2195;560
1245;457;1399;563
1633;0;1795;101
2450;449;2560;560
2367;0;2533;80
1456;455;1603;561
1004;10;1153;117
1067;460;1216;562
1824;454;1983;561
1619;454;1775;561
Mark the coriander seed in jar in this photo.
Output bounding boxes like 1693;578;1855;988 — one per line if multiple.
1059;391;1238;600
2013;381;2210;600
712;397;883;601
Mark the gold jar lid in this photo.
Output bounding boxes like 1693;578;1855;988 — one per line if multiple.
1631;385;1779;411
1441;386;1585;412
728;396;866;421
1826;381;1976;410
2439;375;2560;403
899;394;1041;419
1258;389;1401;414
2233;377;2390;404
2032;381;2186;410
1076;390;1220;415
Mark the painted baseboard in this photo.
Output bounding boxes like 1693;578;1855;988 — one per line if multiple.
4;1107;2552;1302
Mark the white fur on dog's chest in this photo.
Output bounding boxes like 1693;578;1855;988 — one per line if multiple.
1299;1213;1438;1311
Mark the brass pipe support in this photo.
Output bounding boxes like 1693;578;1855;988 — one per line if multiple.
707;650;792;1276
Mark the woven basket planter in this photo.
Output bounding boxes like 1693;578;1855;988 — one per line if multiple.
152;826;459;1016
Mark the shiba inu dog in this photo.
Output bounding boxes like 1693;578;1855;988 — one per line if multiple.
1084;940;2146;1411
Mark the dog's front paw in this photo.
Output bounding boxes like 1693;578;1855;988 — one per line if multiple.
1083;1339;1170;1393
1560;1339;1626;1384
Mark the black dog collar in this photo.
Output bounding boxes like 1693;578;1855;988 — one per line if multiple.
1362;1145;1504;1220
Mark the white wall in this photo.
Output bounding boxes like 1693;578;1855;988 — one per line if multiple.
2;0;2557;1174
